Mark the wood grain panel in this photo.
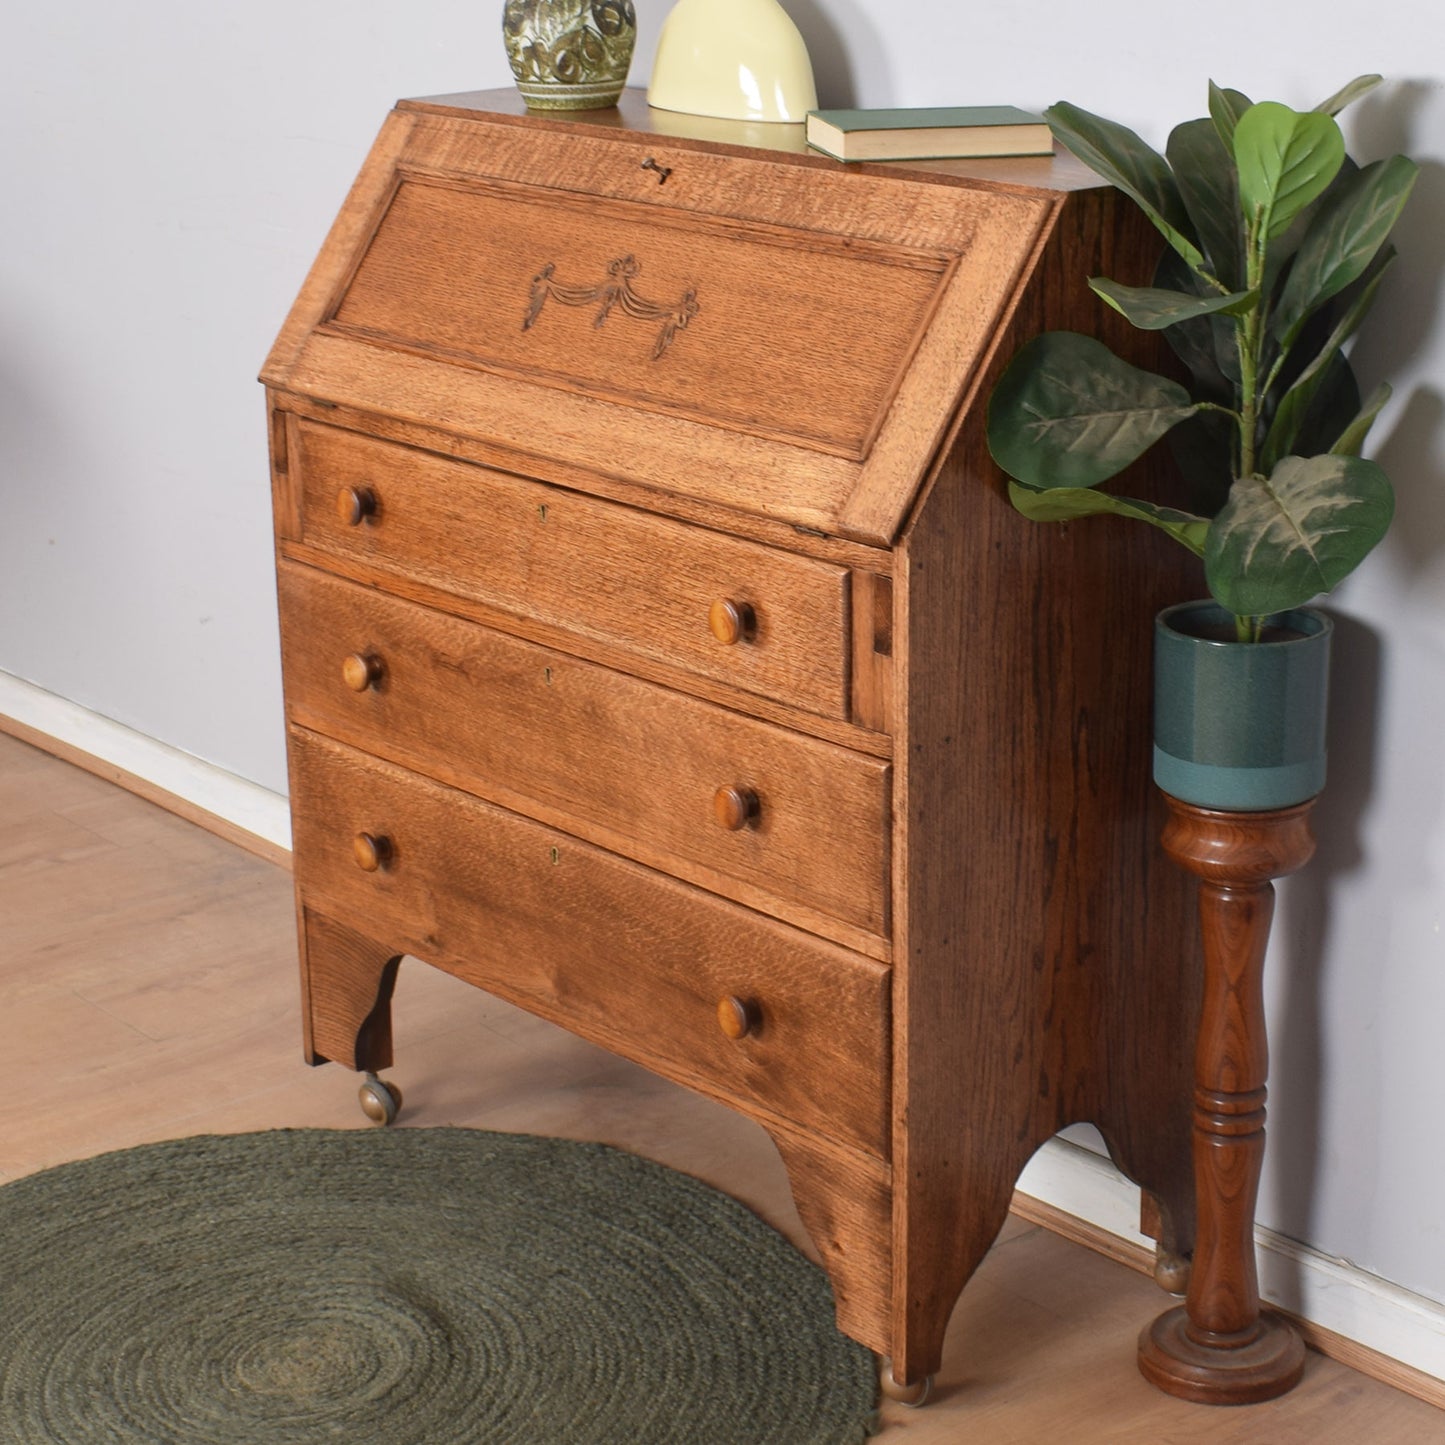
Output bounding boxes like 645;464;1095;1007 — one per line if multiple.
289;728;891;1156
327;174;950;458
277;561;890;944
768;1127;894;1354
293;419;852;719
887;185;1203;1382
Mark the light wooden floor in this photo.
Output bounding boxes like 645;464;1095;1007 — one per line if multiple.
2;730;1441;1443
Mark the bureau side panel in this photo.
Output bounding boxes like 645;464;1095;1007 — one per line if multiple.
889;186;1203;1380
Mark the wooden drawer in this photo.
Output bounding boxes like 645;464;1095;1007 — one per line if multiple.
289;728;891;1156
293;419;852;719
279;562;889;947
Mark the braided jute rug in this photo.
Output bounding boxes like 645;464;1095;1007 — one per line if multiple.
0;1128;878;1444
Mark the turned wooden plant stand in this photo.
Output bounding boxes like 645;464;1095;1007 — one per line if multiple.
1139;795;1317;1404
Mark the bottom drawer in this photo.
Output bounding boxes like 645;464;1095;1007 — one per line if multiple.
289;727;891;1157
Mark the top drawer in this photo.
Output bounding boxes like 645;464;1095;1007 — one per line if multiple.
292;419;851;719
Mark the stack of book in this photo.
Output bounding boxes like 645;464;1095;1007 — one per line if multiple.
805;105;1053;162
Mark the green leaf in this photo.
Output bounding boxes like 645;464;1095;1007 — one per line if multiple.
1204;455;1394;614
1260;154;1358;302
1089;277;1256;329
1260;351;1347;474
1331;382;1392;457
1234;102;1346;241
1314;74;1383;116
1167;117;1244;288
986;332;1200;489
1046;102;1206;272
1261;259;1392;469
1154;249;1240;396
1009;482;1210;554
1271;157;1417;349
1208;82;1253;149
1167;410;1236;516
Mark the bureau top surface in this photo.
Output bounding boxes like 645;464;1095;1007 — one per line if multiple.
403;88;1108;192
263;88;1106;547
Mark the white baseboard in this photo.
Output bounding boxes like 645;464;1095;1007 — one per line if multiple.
4;670;1441;1390
0;670;290;853
1018;1137;1445;1386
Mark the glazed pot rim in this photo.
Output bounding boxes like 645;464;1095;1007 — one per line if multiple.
1157;599;1333;649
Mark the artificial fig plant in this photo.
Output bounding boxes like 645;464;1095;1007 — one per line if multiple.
986;76;1417;641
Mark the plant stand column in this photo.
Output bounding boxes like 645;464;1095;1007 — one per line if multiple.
1137;794;1316;1405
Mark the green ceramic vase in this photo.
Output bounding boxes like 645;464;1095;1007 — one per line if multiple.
1153;600;1332;812
502;0;637;110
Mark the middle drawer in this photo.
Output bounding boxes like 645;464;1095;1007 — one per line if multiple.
279;561;890;949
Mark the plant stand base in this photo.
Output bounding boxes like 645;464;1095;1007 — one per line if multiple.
1138;1305;1305;1404
1138;794;1317;1407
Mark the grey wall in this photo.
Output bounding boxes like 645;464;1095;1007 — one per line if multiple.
3;3;1442;1305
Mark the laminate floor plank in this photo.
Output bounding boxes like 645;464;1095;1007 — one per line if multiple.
1;731;1440;1440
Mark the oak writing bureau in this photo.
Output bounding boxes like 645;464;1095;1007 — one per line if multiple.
262;88;1202;1392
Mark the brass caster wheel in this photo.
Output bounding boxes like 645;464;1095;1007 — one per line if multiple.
358;1072;403;1126
878;1358;933;1408
1153;1245;1191;1296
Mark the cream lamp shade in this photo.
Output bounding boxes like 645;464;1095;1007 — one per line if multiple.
647;0;818;124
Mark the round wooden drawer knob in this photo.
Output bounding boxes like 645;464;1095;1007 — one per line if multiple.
713;785;760;831
717;995;761;1041
352;832;394;872
337;485;378;526
341;653;384;692
708;598;756;646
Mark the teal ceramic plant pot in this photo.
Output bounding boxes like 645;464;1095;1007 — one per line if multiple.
1153;601;1332;811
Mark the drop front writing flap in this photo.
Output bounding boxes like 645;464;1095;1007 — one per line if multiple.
263;94;1063;546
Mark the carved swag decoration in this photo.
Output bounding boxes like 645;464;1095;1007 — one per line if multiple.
524;255;699;359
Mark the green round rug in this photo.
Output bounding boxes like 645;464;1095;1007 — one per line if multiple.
0;1129;878;1444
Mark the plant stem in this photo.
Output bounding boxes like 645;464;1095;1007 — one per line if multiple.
1233;613;1265;643
1236;213;1268;482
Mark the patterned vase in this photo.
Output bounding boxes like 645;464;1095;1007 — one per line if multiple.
503;0;637;111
